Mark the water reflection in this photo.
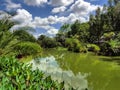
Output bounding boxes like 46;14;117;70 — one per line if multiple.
29;56;88;90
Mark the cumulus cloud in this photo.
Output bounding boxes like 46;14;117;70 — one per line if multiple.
10;9;58;36
24;0;47;6
10;8;87;33
5;0;21;11
47;28;58;35
49;0;74;6
11;9;33;23
10;9;34;30
69;0;102;16
10;0;103;37
52;6;66;13
32;16;58;35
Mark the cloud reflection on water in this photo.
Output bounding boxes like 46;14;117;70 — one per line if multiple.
29;56;88;90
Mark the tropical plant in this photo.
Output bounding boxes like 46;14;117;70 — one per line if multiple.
13;30;36;42
0;14;40;57
13;42;42;58
87;44;100;54
65;38;86;52
0;57;65;90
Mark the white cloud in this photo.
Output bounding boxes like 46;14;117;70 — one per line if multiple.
47;15;58;24
33;17;49;26
24;0;47;6
10;9;34;30
49;0;74;6
10;0;103;37
52;6;66;13
10;9;58;36
69;0;102;16
11;9;33;23
10;7;89;36
5;0;21;11
47;28;58;35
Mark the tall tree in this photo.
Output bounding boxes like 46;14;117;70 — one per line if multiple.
89;7;104;43
71;20;81;36
59;23;71;35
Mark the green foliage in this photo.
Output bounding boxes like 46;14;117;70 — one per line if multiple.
55;33;66;46
77;23;90;42
0;18;17;55
0;31;14;49
0;16;41;57
59;23;71;34
89;7;104;43
13;42;42;57
108;40;120;55
38;35;57;48
87;44;100;53
0;17;15;50
0;57;65;90
70;20;81;36
0;48;4;55
103;32;115;41
65;38;86;53
0;17;14;32
13;30;36;42
108;39;120;48
116;32;120;41
99;40;120;56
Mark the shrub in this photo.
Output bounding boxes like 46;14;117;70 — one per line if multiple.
65;38;87;53
13;42;42;57
0;57;64;90
13;30;36;42
103;32;115;41
100;40;120;56
0;48;4;55
38;35;57;48
87;44;100;54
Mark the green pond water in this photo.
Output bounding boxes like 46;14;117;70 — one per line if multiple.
30;49;120;90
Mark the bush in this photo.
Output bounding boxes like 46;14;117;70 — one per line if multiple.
99;40;120;56
87;44;100;54
38;35;58;48
65;38;87;53
13;30;36;42
65;38;79;52
0;57;65;90
0;49;4;55
13;42;42;57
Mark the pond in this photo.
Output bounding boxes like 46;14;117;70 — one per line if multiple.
29;49;120;90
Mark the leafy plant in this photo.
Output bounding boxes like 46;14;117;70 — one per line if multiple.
38;35;58;48
13;42;42;57
65;38;87;53
0;57;65;90
87;44;100;54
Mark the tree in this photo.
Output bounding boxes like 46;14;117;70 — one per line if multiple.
0;17;16;55
70;20;81;36
89;7;104;43
59;23;71;35
38;35;57;48
57;23;71;43
55;33;66;46
77;23;89;43
0;12;40;57
13;42;42;57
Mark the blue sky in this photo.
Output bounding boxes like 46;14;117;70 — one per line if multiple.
0;0;107;37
